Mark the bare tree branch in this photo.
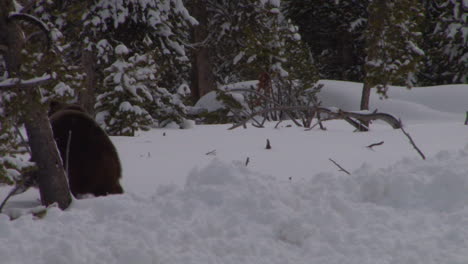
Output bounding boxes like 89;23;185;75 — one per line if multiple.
228;106;402;130
227;88;303;127
366;141;384;149
400;125;426;160
329;158;351;175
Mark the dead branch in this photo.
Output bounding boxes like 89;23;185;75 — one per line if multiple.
366;141;384;149
266;139;271;149
228;106;402;130
400;125;426;160
205;150;216;156
226;88;303;127
329;158;351;175
0;171;37;213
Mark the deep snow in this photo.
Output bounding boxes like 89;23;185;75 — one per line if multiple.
1;80;468;264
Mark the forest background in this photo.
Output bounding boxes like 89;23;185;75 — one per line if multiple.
0;0;466;196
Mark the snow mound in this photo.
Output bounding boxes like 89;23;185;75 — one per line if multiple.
355;148;468;212
2;155;468;264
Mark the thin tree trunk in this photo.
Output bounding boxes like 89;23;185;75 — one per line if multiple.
79;49;97;116
359;81;372;131
1;0;72;209
190;0;217;100
24;101;72;210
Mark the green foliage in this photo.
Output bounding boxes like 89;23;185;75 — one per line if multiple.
96;46;154;136
0;5;73;185
364;0;425;96
284;0;368;82
0;95;35;186
86;0;196;131
420;0;467;85
196;0;321;123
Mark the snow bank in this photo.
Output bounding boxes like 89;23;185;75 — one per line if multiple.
319;80;467;122
2;150;468;264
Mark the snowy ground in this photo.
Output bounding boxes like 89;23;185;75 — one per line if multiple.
1;80;468;264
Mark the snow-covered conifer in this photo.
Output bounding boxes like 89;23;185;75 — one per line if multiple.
422;0;467;84
364;0;425;98
96;44;154;136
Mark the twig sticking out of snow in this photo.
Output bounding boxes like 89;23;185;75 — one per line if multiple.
399;125;426;160
266;139;272;149
245;157;250;166
366;141;384;150
329;158;351;175
205;150;216;156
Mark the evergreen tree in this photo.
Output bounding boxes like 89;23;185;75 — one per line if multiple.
421;0;467;85
84;0;197;131
0;0;72;208
96;44;154;136
191;0;321;122
284;0;368;82
0;94;34;185
361;0;424;113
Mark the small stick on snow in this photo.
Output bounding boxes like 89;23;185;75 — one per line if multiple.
245;157;250;166
266;139;272;149
329;158;351;175
399;125;426;160
366;141;384;150
205;150;216;156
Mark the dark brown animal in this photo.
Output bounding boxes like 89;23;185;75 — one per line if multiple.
49;101;123;197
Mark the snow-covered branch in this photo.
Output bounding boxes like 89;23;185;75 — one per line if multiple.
0;74;53;90
8;12;51;46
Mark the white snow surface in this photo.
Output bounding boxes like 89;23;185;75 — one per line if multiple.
2;80;468;264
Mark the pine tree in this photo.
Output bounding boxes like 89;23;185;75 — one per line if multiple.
191;0;321;122
284;0;368;82
361;0;425;113
96;45;154;136
84;0;196;131
421;0;467;84
0;94;35;185
0;0;72;208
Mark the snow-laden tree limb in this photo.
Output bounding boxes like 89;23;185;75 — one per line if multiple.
0;74;52;90
8;12;51;47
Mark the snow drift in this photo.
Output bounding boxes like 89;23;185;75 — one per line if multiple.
2;150;468;264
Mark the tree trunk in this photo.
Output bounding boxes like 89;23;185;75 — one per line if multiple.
189;0;217;100
359;82;372;131
79;49;97;116
24;101;72;210
1;0;72;209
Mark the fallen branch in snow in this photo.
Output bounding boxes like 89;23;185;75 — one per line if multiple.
227;88;303;128
0;171;37;214
228;106;402;130
205;150;217;156
400;125;426;160
366;141;384;150
329;158;351;175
